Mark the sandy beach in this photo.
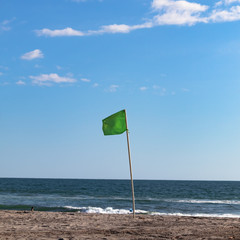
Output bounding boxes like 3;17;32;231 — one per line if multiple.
0;211;239;239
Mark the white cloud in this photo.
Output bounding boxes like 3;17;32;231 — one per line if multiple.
0;23;10;31
98;24;132;34
36;27;84;37
93;83;99;87
152;0;208;12
36;27;79;37
152;0;208;26
36;0;240;38
21;49;44;60
215;1;223;7
210;6;240;22
0;72;3;76
108;85;119;92
153;86;167;96
0;18;15;32
101;22;153;33
30;73;77;86
227;0;240;3
81;78;91;82
36;22;153;37
16;80;26;85
35;0;207;37
151;0;240;25
153;10;207;25
216;0;240;6
140;86;148;91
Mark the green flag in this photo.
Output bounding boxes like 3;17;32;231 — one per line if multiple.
102;110;127;135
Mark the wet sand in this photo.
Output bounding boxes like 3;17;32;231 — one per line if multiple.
0;210;240;239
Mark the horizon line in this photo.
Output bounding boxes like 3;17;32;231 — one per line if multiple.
0;177;240;182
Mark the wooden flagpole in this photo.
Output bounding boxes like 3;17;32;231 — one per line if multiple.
124;109;136;218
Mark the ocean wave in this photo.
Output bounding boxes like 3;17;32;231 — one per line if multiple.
172;199;240;205
1;203;240;218
132;198;240;205
64;206;240;218
64;206;148;214
111;197;240;204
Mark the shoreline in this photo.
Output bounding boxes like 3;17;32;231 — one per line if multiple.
2;206;240;218
0;210;240;239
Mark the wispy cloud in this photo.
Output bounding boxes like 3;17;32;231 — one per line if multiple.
210;6;240;22
36;27;84;37
152;0;240;25
140;86;148;91
36;22;152;37
139;85;169;95
152;0;208;26
0;66;8;78
30;73;77;86
81;78;91;82
216;0;240;6
108;84;119;92
153;85;167;96
36;0;240;37
0;18;15;32
21;49;44;60
92;83;99;87
16;80;26;85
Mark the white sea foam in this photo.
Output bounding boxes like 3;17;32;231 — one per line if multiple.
112;197;240;204
64;206;240;218
172;199;240;205
64;206;147;214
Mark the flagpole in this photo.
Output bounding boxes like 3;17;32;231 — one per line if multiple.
124;109;136;218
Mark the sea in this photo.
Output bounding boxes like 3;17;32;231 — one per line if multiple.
1;178;240;218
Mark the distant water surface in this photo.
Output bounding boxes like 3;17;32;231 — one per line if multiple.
1;178;240;217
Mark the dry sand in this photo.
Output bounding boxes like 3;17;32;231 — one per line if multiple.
0;210;240;239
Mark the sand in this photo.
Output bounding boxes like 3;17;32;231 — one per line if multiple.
0;210;240;239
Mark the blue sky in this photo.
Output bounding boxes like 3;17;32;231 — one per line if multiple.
1;0;240;180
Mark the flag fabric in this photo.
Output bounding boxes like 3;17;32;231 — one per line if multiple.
102;110;127;135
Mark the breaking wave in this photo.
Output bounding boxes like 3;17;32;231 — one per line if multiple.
172;199;240;205
64;206;240;218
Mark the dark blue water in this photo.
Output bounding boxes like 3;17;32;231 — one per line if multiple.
1;178;240;217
